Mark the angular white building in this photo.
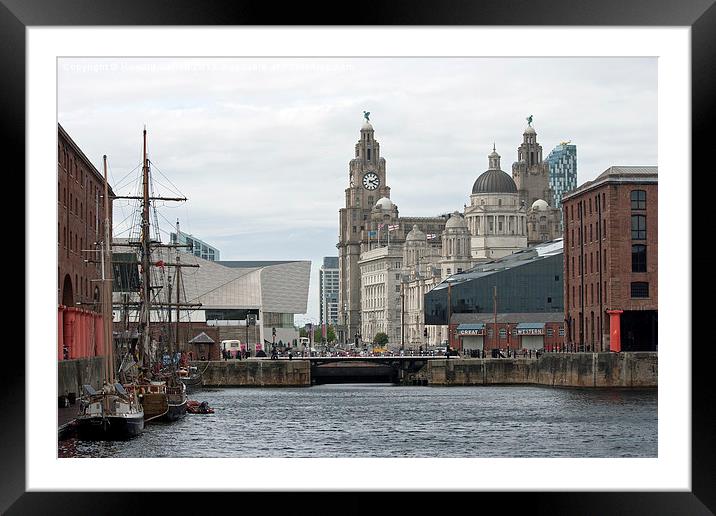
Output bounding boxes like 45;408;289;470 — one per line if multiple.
112;240;310;352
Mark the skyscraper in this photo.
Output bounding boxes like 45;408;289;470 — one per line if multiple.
545;142;577;209
319;257;340;327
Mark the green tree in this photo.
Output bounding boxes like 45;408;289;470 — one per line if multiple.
373;332;389;347
326;325;336;344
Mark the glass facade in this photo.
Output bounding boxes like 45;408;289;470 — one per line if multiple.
170;230;220;261
205;308;259;321
263;312;295;328
545;143;577;209
424;250;564;325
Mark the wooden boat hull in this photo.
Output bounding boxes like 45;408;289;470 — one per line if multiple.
141;392;169;421
76;414;144;441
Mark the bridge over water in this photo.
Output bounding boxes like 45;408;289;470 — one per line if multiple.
290;355;456;385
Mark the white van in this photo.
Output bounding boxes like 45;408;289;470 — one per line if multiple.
221;339;242;358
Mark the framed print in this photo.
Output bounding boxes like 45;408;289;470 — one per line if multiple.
7;0;713;513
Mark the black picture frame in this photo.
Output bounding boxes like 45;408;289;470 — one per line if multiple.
7;0;712;513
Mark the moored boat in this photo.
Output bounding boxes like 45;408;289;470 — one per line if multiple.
164;382;188;421
76;383;144;440
186;399;214;414
177;366;202;394
75;155;144;441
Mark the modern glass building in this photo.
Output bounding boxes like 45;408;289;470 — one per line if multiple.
424;239;564;325
170;230;220;261
319;256;340;327
545;143;577;209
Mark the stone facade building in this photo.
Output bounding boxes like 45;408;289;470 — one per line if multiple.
358;244;404;346
439;212;472;279
512;121;562;245
562;166;657;352
400;225;442;349
338;115;567;349
464;147;527;259
337;118;391;344
337;117;447;345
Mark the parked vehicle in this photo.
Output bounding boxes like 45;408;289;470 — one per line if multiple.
221;339;241;358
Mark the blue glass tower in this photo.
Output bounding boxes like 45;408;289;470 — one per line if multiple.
545;142;577;209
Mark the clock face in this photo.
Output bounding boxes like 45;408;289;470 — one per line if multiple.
362;172;380;190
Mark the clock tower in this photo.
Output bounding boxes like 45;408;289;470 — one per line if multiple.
337;114;391;344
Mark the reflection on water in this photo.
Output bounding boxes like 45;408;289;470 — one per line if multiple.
60;385;657;458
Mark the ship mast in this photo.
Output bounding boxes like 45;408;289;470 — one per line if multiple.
140;127;152;372
175;219;182;360
102;155;115;384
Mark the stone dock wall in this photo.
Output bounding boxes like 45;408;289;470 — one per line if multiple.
426;352;657;388
195;360;311;387
189;352;656;388
58;356;105;397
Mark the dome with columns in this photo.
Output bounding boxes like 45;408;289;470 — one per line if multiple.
445;211;468;229
405;224;427;242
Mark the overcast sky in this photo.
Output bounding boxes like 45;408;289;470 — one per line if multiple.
58;57;657;324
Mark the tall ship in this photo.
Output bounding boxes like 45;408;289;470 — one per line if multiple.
76;155;145;440
113;128;199;423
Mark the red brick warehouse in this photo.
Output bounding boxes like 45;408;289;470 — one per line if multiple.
562;166;657;352
58;124;114;360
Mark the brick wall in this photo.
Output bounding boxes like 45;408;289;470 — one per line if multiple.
564;178;657;351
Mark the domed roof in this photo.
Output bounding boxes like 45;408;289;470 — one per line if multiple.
405;224;426;242
531;199;549;211
362;120;374;131
524;124;536;134
445;211;468;229
375;197;393;210
472;169;517;194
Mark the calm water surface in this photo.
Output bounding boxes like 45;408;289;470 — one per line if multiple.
59;384;657;458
